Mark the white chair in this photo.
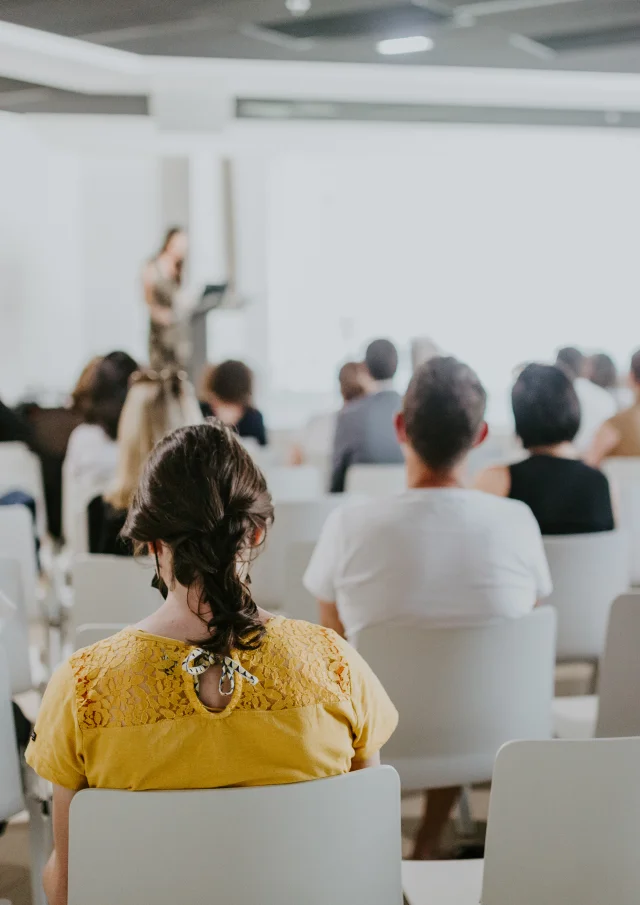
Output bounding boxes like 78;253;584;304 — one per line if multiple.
0;505;39;620
262;465;322;500
553;592;640;739
68;767;402;905
482;738;640;905
604;458;640;583
345;464;405;496
282;541;319;622
250;497;343;608
62;460;108;556
70;555;160;635
0;557;32;694
0;441;47;538
355;608;556;790
75;623;127;650
0;647;23;822
543;531;629;662
402;860;483;905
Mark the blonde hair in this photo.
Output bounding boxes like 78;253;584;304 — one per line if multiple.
105;370;203;511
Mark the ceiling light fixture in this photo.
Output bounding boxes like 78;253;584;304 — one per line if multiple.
376;35;434;55
285;0;311;15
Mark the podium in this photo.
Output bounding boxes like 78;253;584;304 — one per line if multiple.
188;283;229;383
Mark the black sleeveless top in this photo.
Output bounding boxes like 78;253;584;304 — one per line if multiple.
509;455;614;536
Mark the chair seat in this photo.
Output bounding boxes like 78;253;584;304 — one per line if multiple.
552;695;598;739
402;859;483;905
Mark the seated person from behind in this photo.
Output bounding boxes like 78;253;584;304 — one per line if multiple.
200;360;267;447
588;349;640;466
305;356;551;859
289;360;367;466
64;351;139;489
27;422;397;905
555;346;615;453
90;369;203;556
586;352;632;411
475;363;614;535
330;338;403;493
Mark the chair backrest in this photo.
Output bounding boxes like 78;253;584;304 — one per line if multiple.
594;592;640;737
0;557;32;694
543;531;630;661
250;497;343;608
604;458;640;583
70;555;161;632
483;738;640;905
282;541;320;622
356;608;556;791
262;465;322;501
68;767;402;905
75;623;127;650
0;646;24;821
0;506;38;620
62;461;108;556
345;464;405;496
0;441;47;537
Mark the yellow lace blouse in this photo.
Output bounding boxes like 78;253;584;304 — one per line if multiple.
26;616;398;791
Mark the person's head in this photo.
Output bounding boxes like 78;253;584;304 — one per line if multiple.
84;351;139;440
512;363;580;450
364;339;398;383
105;369;203;512
160;227;188;262
395;356;487;473
555;346;584;381
338;361;366;404
586;353;617;390
70;356;103;418
203;360;254;414
122;422;274;657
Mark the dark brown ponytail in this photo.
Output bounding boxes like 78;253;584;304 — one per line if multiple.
122;422;274;656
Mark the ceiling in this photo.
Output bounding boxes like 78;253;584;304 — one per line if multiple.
1;0;640;74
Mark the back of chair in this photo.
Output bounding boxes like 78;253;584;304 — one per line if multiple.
604;458;640;583
356;608;556;791
262;465;322;501
282;541;319;622
68;767;402;905
483;738;640;905
71;555;161;633
0;557;32;694
0;441;47;537
75;623;127;650
595;592;640;737
345;465;405;496
0;646;24;821
0;505;38;620
543;531;630;661
250;497;342;608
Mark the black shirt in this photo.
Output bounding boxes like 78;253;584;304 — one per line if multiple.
88;497;132;556
200;402;268;447
509;455;614;536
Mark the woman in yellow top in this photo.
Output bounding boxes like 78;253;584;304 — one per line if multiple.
27;421;398;905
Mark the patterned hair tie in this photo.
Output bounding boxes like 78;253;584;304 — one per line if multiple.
182;648;259;696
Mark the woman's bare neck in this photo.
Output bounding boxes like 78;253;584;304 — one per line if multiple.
135;593;275;646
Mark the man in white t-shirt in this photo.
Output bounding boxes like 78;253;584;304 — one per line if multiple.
304;355;552;859
555;347;616;453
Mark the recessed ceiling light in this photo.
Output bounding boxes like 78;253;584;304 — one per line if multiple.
285;0;311;15
376;35;434;55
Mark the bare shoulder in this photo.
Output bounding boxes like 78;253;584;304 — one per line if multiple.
473;464;511;497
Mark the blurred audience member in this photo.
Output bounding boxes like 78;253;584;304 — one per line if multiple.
65;352;139;489
588;349;640;465
306;356;551;859
91;369;202;555
476;364;614;534
586;352;633;410
0;398;34;447
200;360;267;447
330;338;403;493
555;346;615;453
290;361;367;466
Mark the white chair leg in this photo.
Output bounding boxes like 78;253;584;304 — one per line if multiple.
27;796;53;905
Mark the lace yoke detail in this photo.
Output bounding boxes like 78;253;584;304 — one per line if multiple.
70;622;351;730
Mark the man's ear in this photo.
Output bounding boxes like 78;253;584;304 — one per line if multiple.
394;410;408;445
472;421;489;449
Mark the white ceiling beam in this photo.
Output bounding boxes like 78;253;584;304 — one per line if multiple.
0;20;147;93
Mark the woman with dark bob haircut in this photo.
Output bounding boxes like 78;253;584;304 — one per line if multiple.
475;363;614;535
27;422;397;903
200;360;268;447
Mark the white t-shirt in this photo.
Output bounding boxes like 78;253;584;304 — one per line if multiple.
304;489;552;641
573;378;617;453
64;423;118;488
